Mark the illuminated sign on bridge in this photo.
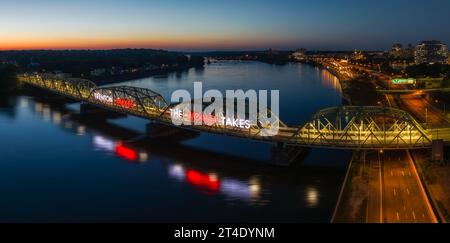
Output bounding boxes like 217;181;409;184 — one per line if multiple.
170;108;252;129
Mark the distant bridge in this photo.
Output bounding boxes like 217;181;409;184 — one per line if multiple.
19;73;447;150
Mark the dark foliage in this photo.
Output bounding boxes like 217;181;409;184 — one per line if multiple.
406;64;450;78
0;64;18;94
0;49;204;77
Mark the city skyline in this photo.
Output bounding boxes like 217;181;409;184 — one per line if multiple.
1;0;450;51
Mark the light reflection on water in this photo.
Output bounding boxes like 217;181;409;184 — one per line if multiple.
20;94;346;221
305;186;320;208
32;100;269;204
0;62;351;222
319;69;342;94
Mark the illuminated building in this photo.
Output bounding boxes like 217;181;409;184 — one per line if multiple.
389;43;414;59
414;40;448;64
351;50;365;61
389;60;412;70
292;48;307;61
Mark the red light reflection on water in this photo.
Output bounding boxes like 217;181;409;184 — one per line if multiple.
186;169;220;193
115;143;138;161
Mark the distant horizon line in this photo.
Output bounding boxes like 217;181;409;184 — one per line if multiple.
0;47;387;53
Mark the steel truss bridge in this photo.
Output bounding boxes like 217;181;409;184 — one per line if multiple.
19;74;447;150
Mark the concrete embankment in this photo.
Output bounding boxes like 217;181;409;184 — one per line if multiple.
331;152;369;223
303;61;352;105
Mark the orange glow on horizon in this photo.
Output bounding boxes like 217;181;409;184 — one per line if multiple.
0;34;299;51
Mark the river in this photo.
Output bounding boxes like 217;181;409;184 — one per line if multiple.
0;61;351;222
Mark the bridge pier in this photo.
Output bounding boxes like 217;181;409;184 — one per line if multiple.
37;95;77;104
270;142;310;167
79;103;127;119
145;122;199;141
432;139;444;163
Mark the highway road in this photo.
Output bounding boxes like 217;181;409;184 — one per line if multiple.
353;63;450;127
401;94;450;127
364;68;439;223
300;60;439;223
366;150;437;223
319;60;442;223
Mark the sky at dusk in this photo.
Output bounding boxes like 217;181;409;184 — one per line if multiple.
1;0;449;51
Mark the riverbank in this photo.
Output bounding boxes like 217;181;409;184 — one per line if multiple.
0;64;19;94
303;61;351;82
91;65;204;86
309;61;379;106
300;61;353;105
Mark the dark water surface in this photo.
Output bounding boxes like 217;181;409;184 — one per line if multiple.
0;61;351;222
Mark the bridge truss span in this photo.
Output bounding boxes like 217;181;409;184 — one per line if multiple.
19;74;97;100
284;106;432;149
87;86;170;119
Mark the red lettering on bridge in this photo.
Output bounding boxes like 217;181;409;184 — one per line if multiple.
187;112;219;125
115;98;136;109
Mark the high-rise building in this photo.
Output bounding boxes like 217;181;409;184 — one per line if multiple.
389;43;414;59
404;43;415;59
390;43;403;58
414;40;448;64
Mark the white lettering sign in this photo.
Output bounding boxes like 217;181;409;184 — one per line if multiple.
94;92;113;103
